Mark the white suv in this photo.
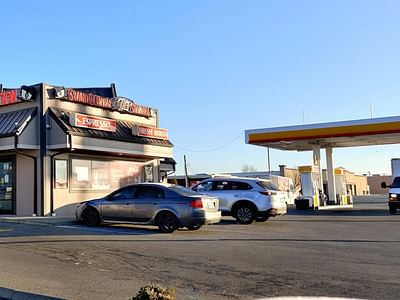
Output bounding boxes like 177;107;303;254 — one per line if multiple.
191;177;287;224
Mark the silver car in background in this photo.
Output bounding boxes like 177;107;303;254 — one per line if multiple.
76;183;221;233
191;177;287;224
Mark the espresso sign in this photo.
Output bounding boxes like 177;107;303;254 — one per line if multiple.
132;125;168;140
54;87;155;118
70;113;117;132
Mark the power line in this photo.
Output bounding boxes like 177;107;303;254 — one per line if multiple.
336;148;385;165
174;132;244;153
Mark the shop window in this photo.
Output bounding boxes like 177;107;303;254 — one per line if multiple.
110;160;143;188
92;161;110;189
71;159;91;189
71;158;143;190
55;160;68;189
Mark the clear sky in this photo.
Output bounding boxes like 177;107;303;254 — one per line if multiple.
2;0;400;176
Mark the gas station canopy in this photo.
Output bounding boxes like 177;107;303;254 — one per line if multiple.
245;116;400;151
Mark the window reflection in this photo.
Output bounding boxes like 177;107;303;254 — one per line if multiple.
71;158;143;190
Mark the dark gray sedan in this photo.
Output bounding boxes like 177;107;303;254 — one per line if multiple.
75;183;221;233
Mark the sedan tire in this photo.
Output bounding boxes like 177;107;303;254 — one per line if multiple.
82;206;101;226
156;211;179;233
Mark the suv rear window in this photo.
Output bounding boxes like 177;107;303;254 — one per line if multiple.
212;180;252;191
256;181;279;191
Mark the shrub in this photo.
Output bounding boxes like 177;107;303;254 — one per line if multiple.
132;284;176;300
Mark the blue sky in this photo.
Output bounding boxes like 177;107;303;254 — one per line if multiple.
2;0;400;175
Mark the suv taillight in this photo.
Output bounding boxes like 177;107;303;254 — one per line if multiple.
260;191;276;196
190;199;203;208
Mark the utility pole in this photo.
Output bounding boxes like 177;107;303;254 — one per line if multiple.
267;147;271;174
370;102;374;118
184;155;189;187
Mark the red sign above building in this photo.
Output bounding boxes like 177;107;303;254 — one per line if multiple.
0;90;17;106
70;113;117;132
0;86;37;106
132;125;168;140
54;87;155;118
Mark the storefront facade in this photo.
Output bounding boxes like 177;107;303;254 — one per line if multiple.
0;83;174;216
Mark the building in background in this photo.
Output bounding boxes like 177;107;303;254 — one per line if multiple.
320;168;369;196
0;83;175;216
169;166;369;197
367;175;392;194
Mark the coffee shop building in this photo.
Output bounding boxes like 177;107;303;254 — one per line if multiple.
0;83;175;216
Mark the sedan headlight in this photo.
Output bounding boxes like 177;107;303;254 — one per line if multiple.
389;194;399;200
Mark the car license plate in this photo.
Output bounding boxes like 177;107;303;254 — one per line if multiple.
207;201;215;209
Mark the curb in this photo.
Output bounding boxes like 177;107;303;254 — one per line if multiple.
0;287;65;300
0;218;75;228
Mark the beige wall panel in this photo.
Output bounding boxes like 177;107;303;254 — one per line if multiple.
16;154;35;216
42;156;51;216
53;189;110;216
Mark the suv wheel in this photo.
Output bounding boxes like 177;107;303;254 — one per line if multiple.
235;204;256;224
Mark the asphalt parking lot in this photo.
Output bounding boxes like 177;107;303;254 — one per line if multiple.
0;198;399;300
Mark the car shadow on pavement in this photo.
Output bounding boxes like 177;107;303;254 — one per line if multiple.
286;207;392;217
0;286;65;300
0;220;239;238
0;221;165;238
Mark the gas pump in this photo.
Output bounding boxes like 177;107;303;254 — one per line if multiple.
295;166;322;209
334;168;353;206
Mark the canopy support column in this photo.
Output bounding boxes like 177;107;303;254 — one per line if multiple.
326;147;336;203
312;145;324;197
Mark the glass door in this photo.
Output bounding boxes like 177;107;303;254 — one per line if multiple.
0;159;14;214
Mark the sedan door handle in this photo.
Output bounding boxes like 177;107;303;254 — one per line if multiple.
152;202;158;205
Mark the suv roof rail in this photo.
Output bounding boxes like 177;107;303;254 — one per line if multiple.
211;174;237;178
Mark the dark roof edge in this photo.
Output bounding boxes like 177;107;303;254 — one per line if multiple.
48;107;173;147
